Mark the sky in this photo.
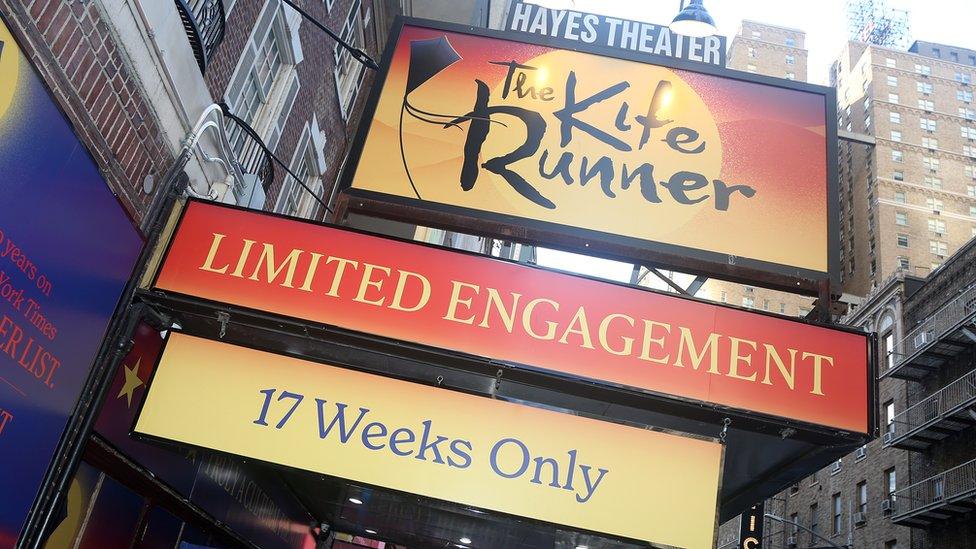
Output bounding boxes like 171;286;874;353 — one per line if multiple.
532;0;976;286
559;0;976;84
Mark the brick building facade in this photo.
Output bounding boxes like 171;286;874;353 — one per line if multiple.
719;31;976;549
1;0;385;230
1;0;176;226
833;41;976;297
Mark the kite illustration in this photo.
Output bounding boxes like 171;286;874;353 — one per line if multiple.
399;36;506;200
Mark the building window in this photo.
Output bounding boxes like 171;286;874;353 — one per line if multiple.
967;184;976;197
967;165;976;179
881;313;895;367
915;63;931;75
928;218;947;233
856;481;868;515
924;176;942;189
832;493;843;534
810;503;820;543
885;541;898;549
959;90;974;103
922;136;938;149
742;296;755;308
889;130;901;142
961;107;976;120
923;156;940;171
779;302;786;314
897;256;909;269
920;117;937;131
748;46;757;58
897;234;908;247
889;111;901;124
785;37;796;46
891;150;903;162
334;0;367;120
965;145;976;157
786;72;796;80
276;125;325;219
894;191;906;204
888;92;899;104
930;240;948;256
886;57;897;68
747;64;757;73
720;290;727;302
956;72;972;84
918;99;935;111
885;468;897;497
917;81;933;94
962;127;976;139
751;30;761;38
789;512;799;536
886;75;898;87
970;206;976;217
926;197;944;211
225;3;299;158
762;299;769;310
786;54;795;65
893;170;904;181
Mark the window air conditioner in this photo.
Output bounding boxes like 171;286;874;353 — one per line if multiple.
914;331;931;347
854;512;867;525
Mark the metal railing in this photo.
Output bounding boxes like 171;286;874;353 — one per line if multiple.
220;107;275;196
891;458;976;520
888;284;976;370
889;368;976;441
175;0;226;74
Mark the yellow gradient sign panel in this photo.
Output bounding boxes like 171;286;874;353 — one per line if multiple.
135;334;723;548
348;25;830;273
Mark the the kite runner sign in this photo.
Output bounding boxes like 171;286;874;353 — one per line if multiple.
340;18;838;288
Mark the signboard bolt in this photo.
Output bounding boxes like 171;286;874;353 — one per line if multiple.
216;311;230;339
719;417;732;443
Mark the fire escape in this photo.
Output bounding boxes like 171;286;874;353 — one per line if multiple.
881;284;976;525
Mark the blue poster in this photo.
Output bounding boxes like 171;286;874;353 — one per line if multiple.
0;17;143;546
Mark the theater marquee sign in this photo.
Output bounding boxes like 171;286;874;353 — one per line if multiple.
341;20;838;284
135;333;724;548
154;201;869;434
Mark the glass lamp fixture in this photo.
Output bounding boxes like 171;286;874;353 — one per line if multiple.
670;0;717;37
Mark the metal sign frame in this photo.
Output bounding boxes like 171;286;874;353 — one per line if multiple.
336;16;840;296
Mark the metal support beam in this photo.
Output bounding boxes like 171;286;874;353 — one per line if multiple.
648;267;690;296
685;275;709;296
838;130;876;146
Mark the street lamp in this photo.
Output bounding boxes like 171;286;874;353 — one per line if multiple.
670;0;717;38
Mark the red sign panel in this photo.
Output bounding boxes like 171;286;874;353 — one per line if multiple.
154;201;869;433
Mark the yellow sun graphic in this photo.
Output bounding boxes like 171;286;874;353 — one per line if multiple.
0;19;22;123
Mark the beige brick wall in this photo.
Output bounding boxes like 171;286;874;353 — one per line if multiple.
728;20;807;81
835;43;976;296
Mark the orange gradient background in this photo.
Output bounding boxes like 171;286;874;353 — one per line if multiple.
350;25;830;272
155;202;868;433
